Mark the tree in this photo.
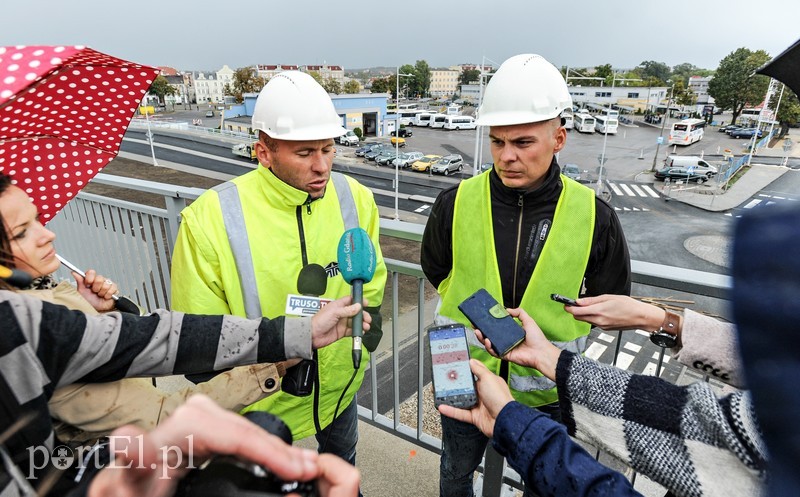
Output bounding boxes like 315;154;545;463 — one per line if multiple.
672;80;696;108
707;48;771;125
148;75;176;105
344;80;361;94
322;77;342;94
594;64;613;85
770;86;800;139
637;60;671;84
370;76;392;95
459;69;480;86
413;60;432;98
230;67;266;103
308;71;323;85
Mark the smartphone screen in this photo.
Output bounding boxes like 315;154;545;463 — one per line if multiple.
429;325;477;409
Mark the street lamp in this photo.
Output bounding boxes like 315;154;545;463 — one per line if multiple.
651;82;675;171
394;68;414;220
597;72;642;195
142;95;159;167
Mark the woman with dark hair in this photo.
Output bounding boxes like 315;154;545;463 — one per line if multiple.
0;173;290;445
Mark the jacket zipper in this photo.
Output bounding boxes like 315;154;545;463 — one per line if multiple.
296;201;319;431
511;194;524;307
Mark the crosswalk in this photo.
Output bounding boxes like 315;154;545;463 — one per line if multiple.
607;182;661;198
585;327;682;383
725;193;797;217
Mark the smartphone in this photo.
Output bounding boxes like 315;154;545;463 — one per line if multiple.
550;293;579;307
458;288;526;357
428;324;477;409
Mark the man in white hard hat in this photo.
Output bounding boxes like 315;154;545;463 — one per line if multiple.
170;71;387;476
421;54;631;497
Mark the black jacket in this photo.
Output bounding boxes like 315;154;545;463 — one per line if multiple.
421;160;631;308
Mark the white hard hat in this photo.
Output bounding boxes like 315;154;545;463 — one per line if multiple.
476;54;572;127
252;71;346;140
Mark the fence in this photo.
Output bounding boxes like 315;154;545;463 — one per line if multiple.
49;174;731;496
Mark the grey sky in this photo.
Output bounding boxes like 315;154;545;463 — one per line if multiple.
3;0;797;73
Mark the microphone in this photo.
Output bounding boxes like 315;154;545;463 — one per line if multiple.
297;264;327;297
282;264;329;397
337;228;376;369
0;265;33;288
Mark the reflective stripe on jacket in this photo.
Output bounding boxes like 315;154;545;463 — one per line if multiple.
437;173;594;406
170;166;386;439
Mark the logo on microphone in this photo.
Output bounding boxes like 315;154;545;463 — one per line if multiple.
324;262;339;278
285;294;332;316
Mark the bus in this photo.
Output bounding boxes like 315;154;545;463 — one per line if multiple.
669;118;705;146
443;115;476;130
429;113;448;129
573;113;595;133
594;115;618;135
414;112;435;127
387;110;423;127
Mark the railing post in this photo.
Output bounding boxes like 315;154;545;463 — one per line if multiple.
164;196;187;253
481;446;505;497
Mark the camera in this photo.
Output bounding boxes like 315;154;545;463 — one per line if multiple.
175;412;318;497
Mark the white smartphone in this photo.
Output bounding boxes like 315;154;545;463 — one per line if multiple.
428;324;477;409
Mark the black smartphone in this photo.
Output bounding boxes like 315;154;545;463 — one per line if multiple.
428;324;477;409
457;288;526;357
550;293;579;307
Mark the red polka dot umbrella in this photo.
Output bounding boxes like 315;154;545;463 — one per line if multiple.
0;45;158;223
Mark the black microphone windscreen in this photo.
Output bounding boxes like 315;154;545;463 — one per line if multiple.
242;411;293;445
297;264;327;296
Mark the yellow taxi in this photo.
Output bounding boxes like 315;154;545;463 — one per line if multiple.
390;136;406;147
410;155;442;172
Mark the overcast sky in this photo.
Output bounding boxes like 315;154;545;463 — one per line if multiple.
3;0;797;73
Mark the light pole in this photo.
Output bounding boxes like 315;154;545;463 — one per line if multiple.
142;95;159;167
597;72;641;195
394;68;414;220
651;82;675;171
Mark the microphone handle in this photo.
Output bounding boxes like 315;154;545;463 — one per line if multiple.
351;279;363;369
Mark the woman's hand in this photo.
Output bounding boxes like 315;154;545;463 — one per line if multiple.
73;269;119;313
565;294;665;332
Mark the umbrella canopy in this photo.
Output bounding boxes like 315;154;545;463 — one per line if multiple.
0;45;158;222
757;38;800;97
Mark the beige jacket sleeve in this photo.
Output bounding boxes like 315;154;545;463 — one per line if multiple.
50;364;282;445
670;309;745;388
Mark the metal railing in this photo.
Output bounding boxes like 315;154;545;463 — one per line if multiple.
49;173;732;496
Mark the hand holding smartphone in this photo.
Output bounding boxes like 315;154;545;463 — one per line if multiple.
428;324;477;409
458;289;526;357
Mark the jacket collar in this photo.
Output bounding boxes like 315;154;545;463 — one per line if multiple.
257;165;326;208
488;158;563;206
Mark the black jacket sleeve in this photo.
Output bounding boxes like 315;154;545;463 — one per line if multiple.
421;186;458;289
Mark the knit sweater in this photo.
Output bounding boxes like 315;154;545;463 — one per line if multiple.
556;351;767;497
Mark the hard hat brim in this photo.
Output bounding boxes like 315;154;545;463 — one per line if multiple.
475;109;564;127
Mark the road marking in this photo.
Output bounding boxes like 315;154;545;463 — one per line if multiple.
619;183;636;196
414;204;430;213
624;342;642;353
597;332;615;343
630;184;648;197
641;362;658;376
585;342;607;361
608;182;624;196
642;185;660;198
615;352;635;371
743;199;762;209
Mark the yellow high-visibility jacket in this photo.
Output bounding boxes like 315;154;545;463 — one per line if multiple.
171;166;386;439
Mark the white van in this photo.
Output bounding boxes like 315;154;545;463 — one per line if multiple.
414;112;435;127
336;130;359;146
429;114;448;129
663;155;717;173
561;112;574;130
443;115;476;130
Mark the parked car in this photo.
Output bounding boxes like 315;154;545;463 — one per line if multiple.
365;145;389;161
654;165;717;184
729;128;764;139
410;155;442;172
479;162;494;173
336;130;359;146
390;127;413;137
561;163;583;182
375;149;401;166
355;143;382;157
205;110;214;117
390;136;406;147
393;151;424;168
430;154;464;175
718;124;740;133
